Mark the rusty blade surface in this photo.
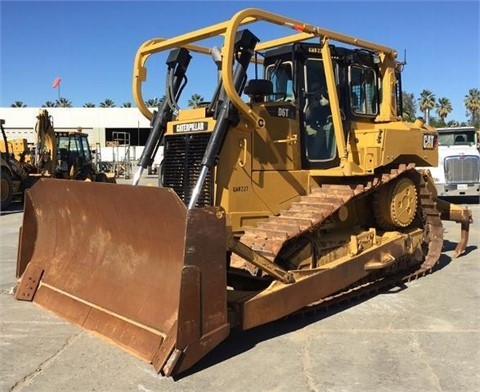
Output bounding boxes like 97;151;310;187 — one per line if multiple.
16;178;190;360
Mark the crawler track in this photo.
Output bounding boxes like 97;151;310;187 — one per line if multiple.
231;163;444;311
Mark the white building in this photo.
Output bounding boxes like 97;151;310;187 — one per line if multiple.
0;107;152;146
0;107;163;168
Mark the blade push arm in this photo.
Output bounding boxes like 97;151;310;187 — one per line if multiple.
187;29;259;209
132;48;192;186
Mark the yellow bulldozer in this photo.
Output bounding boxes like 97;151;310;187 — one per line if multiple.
15;8;473;377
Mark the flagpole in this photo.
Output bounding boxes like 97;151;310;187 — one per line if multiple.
52;77;61;102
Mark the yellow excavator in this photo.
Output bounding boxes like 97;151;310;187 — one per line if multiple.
15;8;472;377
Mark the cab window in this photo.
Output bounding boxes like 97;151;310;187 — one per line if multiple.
350;65;378;116
303;58;336;162
265;61;294;101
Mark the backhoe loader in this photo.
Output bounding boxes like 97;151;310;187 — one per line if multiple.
15;8;473;377
1;112;115;209
34;109;116;182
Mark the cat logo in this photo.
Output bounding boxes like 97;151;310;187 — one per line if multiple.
423;134;436;150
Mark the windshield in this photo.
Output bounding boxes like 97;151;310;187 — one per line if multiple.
57;135;72;151
57;134;92;163
438;131;476;146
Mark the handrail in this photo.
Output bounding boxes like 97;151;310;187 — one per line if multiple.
132;8;397;124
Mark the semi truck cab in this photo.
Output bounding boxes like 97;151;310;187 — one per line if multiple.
429;126;480;199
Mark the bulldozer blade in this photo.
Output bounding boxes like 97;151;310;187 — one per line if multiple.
15;178;229;376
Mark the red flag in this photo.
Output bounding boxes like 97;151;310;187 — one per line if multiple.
52;77;61;89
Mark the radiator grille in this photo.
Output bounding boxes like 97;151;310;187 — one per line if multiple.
162;133;214;206
444;156;480;183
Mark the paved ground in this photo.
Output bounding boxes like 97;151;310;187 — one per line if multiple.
1;184;479;392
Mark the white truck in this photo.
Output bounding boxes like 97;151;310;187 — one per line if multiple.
429;126;480;200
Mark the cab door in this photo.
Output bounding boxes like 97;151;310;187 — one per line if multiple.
298;57;343;170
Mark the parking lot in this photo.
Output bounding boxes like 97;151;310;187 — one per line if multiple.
1;194;479;392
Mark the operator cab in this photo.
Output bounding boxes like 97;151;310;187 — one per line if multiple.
56;131;94;179
262;43;384;170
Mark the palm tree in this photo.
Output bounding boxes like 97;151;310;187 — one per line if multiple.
42;101;57;108
401;92;417;121
10;101;26;107
188;94;204;108
100;99;116;108
418;89;436;125
447;120;461;127
464;88;480;127
56;98;72;108
83;102;96;108
435;97;452;126
145;98;162;107
122;102;132;108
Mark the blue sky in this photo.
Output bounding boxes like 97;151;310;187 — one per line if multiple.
1;0;479;122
